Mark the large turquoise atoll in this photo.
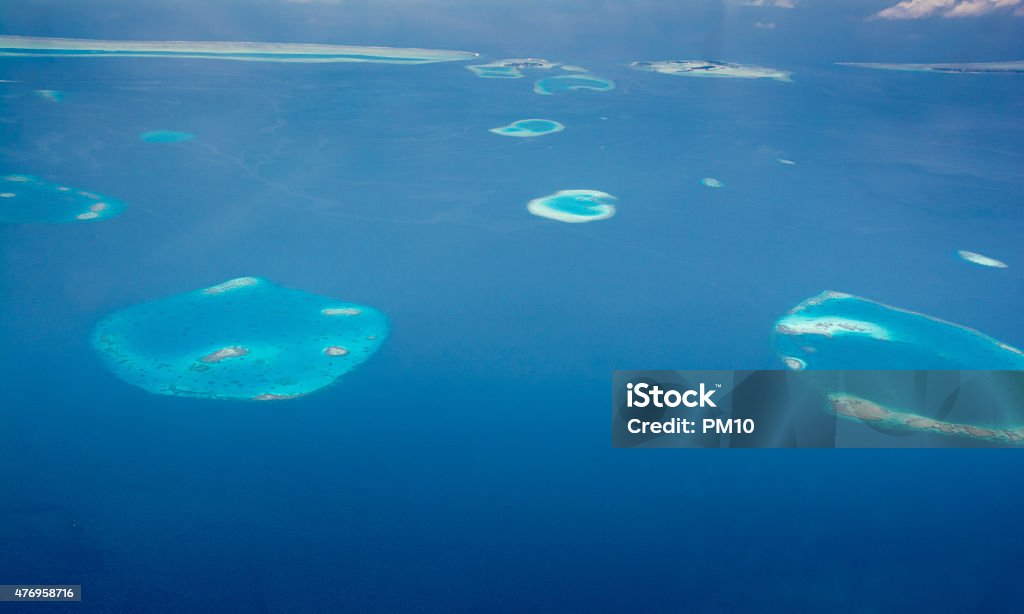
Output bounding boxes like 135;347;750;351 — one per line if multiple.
0;174;125;223
140;130;196;143
534;74;615;95
837;61;1024;75
774;291;1024;370
0;35;477;64
631;60;791;82
92;277;389;401
489;119;564;138
466;58;558;78
527;189;617;223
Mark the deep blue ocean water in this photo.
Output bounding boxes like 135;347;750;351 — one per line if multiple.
2;1;1024;611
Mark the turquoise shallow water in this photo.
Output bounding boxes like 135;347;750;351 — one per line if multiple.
527;189;618;222
775;292;1024;371
0;174;125;223
490;118;564;137
534;74;615;94
140;130;195;143
468;65;524;78
92;277;388;400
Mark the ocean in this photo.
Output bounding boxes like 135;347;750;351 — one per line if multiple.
2;1;1024;611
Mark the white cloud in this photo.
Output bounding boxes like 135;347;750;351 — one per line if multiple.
742;0;797;8
755;21;778;28
873;0;1022;19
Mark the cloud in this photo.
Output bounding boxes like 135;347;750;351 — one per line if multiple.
755;21;777;28
741;0;797;7
872;0;1022;19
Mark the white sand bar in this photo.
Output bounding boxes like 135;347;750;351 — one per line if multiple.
0;36;478;64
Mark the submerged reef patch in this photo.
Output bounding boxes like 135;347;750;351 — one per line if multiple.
140;130;195;143
466;58;558;78
34;89;63;102
828;393;1024;446
631;60;792;82
534;74;615;95
0;174;125;223
701;177;724;188
0;35;478;64
91;277;389;400
489;118;564;138
957;250;1007;268
837;61;1024;75
527;189;617;223
774;291;1024;370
